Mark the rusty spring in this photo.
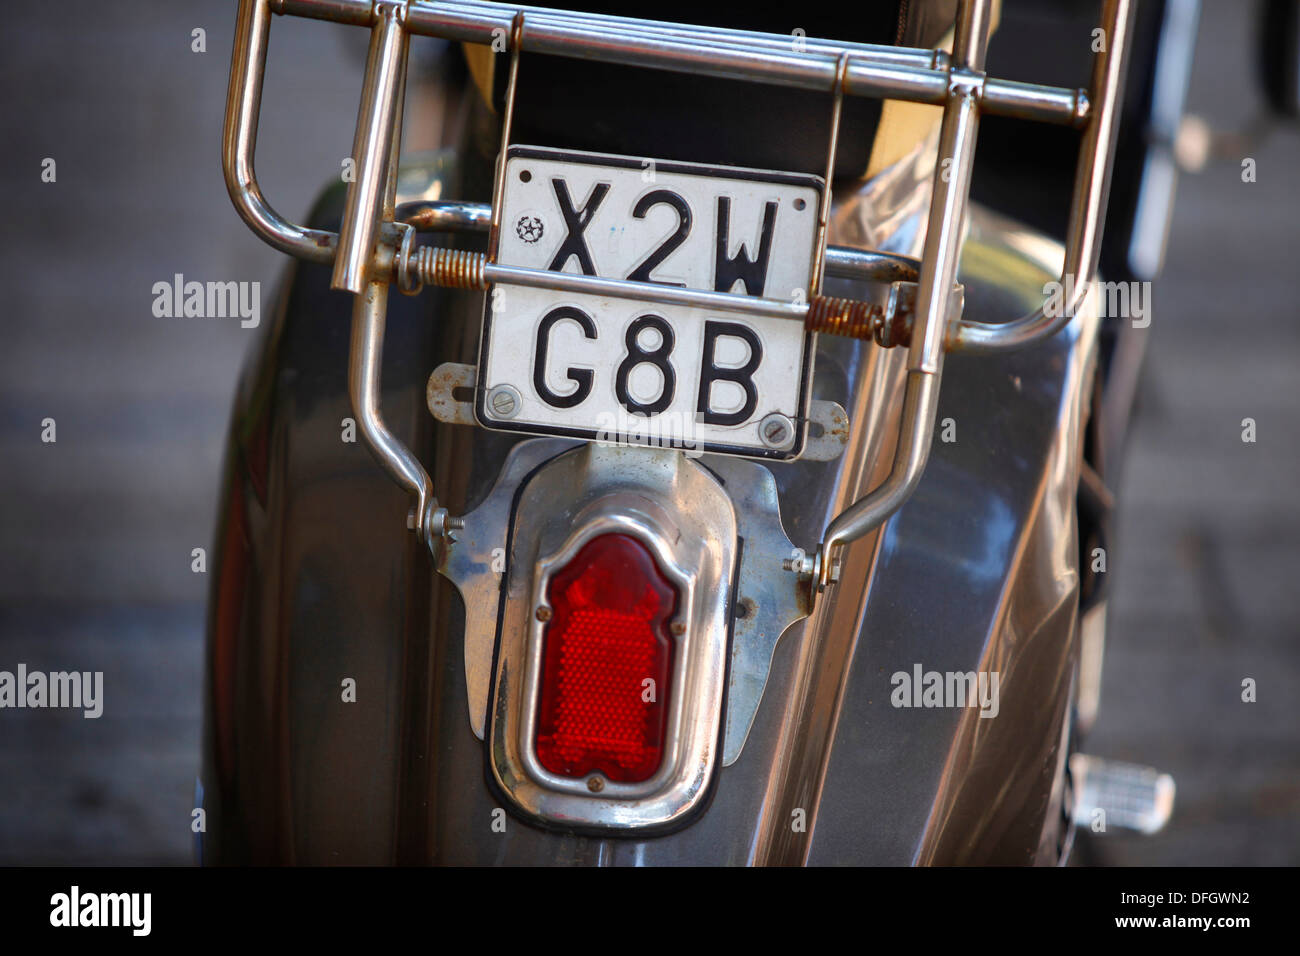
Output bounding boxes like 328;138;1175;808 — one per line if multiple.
804;295;886;342
407;246;488;292
399;247;904;347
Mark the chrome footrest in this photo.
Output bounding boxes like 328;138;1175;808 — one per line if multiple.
1070;754;1176;835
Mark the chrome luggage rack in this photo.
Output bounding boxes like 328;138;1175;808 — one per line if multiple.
224;0;1133;597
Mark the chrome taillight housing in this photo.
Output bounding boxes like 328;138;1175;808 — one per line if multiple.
488;443;736;830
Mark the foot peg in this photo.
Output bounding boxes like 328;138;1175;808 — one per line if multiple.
1069;754;1175;835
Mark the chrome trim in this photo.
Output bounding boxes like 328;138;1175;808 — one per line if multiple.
702;456;812;764
488;444;736;828
1069;754;1175;835
436;438;577;739
518;516;696;801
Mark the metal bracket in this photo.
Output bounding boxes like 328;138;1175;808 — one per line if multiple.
802;401;850;462
428;362;849;464
427;361;477;426
435;438;578;739
703;456;813;764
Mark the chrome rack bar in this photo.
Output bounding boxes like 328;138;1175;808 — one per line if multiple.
810;54;850;298
394;199;925;284
275;0;1089;126
347;7;447;541
334;0;409;293
224;0;1135;574
395;246;947;350
487;13;525;261
810;0;988;590
446;0;943;69
225;0;339;263
951;0;1133;351
812;0;1133;586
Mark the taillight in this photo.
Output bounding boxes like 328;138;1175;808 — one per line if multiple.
534;533;679;783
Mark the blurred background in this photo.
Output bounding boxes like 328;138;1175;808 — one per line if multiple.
0;0;1295;864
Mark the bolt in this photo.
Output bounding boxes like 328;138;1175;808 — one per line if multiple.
446;516;465;530
535;605;552;622
784;553;814;577
487;384;521;419
759;412;794;450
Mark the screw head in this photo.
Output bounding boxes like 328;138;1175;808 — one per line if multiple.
535;605;552;622
670;621;686;636
758;412;795;450
587;776;605;793
487;384;521;419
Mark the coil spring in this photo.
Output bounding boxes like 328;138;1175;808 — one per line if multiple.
410;247;488;291
805;295;885;342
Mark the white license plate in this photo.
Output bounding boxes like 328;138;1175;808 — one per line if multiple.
476;146;822;460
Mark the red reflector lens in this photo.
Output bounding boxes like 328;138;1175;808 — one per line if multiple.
535;533;679;784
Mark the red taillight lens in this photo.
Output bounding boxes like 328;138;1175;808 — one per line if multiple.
535;533;679;783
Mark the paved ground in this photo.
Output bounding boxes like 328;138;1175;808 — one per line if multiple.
1080;3;1300;866
0;1;1295;864
0;1;367;864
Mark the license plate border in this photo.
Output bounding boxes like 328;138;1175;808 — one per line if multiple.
475;145;823;462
